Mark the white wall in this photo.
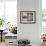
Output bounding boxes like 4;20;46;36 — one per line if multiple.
17;0;42;46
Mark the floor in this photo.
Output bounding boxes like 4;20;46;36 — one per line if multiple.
0;41;5;46
0;41;46;46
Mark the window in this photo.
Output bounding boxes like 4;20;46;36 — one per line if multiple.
42;0;46;26
0;0;17;26
0;2;4;17
42;0;46;33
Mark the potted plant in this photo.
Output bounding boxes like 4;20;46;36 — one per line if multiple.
0;18;5;27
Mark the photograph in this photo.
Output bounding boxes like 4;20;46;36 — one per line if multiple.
20;11;36;24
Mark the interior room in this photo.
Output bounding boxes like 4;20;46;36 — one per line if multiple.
0;0;46;46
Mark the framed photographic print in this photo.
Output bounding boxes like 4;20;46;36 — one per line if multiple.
20;11;36;24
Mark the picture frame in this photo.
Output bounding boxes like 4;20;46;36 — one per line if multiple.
20;11;36;24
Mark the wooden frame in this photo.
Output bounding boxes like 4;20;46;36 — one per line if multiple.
20;11;36;24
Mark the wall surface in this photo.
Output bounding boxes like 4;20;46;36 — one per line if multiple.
17;0;42;46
